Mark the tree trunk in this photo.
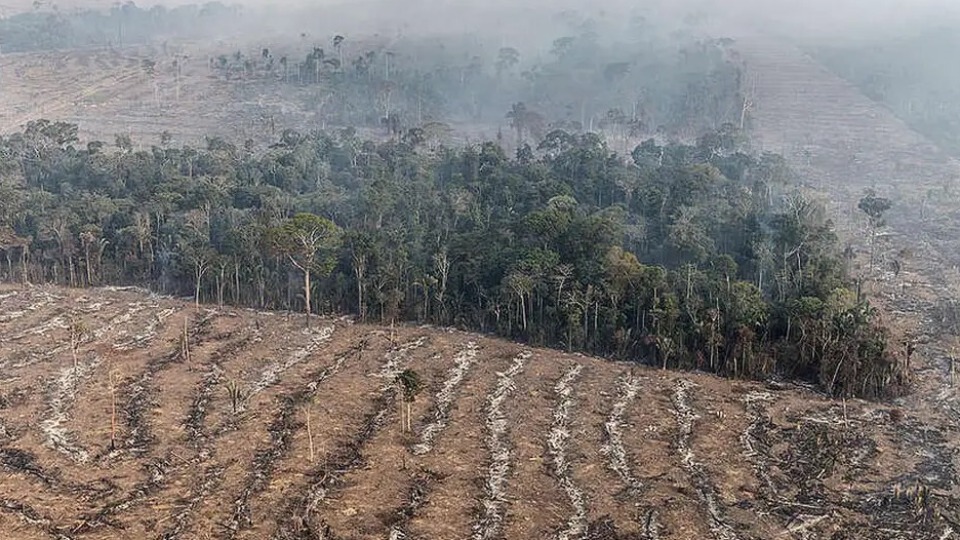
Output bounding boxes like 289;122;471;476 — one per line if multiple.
304;268;312;323
20;248;28;285
194;264;203;310
85;245;92;286
217;265;225;307
234;262;241;304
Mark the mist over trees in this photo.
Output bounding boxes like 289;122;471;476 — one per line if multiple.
0;0;920;399
208;20;743;142
0;2;241;52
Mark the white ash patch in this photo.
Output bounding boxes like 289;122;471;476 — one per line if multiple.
113;306;176;351
601;375;645;494
548;364;587;540
471;351;529;540
40;354;103;463
413;341;478;455
248;324;337;398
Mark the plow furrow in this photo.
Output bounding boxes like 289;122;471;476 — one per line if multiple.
222;339;363;538
671;380;740;540
271;336;429;540
412;341;478;456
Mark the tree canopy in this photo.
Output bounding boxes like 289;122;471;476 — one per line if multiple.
0;120;902;398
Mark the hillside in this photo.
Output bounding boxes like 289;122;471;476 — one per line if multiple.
732;36;960;397
0;45;308;147
5;16;960;540
0;282;953;540
730;34;960;537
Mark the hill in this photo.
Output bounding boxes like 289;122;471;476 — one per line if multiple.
0;282;953;540
0;45;299;147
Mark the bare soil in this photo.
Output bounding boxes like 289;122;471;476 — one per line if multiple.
1;283;954;540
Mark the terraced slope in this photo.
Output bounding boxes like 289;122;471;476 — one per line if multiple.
0;283;953;540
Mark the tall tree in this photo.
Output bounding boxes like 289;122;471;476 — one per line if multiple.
269;213;342;320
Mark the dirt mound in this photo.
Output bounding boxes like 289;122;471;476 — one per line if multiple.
0;283;954;539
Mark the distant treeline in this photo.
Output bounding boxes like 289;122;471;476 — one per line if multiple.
213;30;744;140
0;2;240;52
0;119;902;398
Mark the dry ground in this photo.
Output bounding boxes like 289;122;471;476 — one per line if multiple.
0;282;955;540
0;44;284;147
0;43;504;149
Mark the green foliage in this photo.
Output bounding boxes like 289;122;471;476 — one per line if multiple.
396;369;422;403
268;213;341;276
0;122;901;398
858;190;892;224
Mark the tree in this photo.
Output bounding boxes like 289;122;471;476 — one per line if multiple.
506;102;543;147
858;189;892;270
495;47;520;79
396;368;422;433
269;213;342;320
333;35;345;69
346;231;373;320
68;313;87;383
180;235;214;309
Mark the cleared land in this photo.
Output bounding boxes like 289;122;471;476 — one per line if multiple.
4;30;960;540
0;44;289;147
0;44;502;148
0;282;954;540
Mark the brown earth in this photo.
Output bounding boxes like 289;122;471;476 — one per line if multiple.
0;43;283;147
0;282;954;540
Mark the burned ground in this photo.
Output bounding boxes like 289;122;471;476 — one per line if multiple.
0;283;956;540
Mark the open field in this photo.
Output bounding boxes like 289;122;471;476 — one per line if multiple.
0;44;303;147
0;282;957;540
0;43;503;148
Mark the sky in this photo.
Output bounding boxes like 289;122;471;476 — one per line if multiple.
1;0;957;44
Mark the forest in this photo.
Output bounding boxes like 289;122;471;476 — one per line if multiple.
0;1;907;401
0;118;900;398
211;27;743;141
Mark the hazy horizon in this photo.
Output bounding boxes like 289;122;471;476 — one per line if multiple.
2;0;958;46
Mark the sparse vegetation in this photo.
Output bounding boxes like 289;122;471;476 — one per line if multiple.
396;368;422;434
0;280;954;539
226;379;244;415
